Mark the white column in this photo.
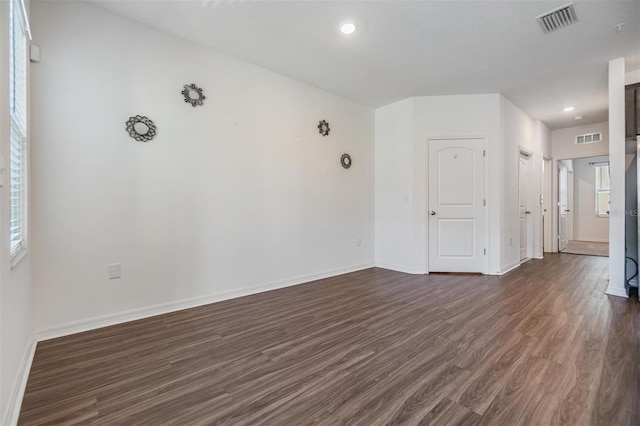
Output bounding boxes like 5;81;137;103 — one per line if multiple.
607;58;627;298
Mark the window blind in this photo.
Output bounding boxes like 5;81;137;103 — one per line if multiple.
9;0;28;259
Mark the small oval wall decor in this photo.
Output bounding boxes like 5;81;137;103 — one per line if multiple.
125;115;157;142
341;153;352;169
318;120;330;136
181;83;206;107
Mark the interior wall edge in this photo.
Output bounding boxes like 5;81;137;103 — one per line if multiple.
491;261;521;276
34;262;375;342
2;337;36;426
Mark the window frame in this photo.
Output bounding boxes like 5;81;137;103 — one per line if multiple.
8;0;30;267
594;163;610;218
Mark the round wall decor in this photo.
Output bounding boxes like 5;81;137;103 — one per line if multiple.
318;120;330;136
125;115;157;142
341;153;352;169
181;83;206;107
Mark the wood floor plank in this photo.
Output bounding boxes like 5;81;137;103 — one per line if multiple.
18;254;640;425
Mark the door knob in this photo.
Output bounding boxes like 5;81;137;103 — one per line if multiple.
430;211;436;215
525;211;531;214
565;209;570;212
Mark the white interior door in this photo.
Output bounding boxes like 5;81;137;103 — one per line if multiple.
428;138;484;273
567;168;574;241
559;162;569;251
519;153;530;261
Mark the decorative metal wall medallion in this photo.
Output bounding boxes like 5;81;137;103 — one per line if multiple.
341;153;352;169
318;120;330;136
181;83;206;107
125;115;157;142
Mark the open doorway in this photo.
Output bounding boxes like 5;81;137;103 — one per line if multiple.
558;155;610;256
543;158;553;253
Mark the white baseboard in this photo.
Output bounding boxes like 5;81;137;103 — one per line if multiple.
374;262;423;275
35;262;375;341
605;285;628;298
3;338;37;426
492;262;520;276
573;238;609;243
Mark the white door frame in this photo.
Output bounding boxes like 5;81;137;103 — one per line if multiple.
519;148;534;261
425;136;489;275
543;157;553;253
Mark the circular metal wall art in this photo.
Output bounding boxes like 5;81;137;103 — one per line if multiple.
341;153;352;169
125;115;157;142
181;83;206;107
318;120;330;136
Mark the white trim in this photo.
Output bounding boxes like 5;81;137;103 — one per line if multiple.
488;261;521;276
519;145;534;157
3;337;36;426
375;262;424;275
35;262;374;341
571;238;609;243
605;286;628;298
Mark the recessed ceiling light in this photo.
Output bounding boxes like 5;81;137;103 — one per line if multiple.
563;106;575;112
574;115;585;120
340;22;356;35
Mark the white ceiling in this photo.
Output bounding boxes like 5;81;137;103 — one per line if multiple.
91;0;640;130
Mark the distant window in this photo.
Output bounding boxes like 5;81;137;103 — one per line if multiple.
9;0;29;262
576;132;602;145
595;164;610;217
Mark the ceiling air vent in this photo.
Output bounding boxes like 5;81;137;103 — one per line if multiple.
537;3;577;34
576;132;601;145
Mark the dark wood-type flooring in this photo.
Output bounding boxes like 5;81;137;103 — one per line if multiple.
19;254;640;425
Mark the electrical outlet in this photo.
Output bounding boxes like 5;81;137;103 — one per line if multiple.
108;263;121;280
356;237;362;247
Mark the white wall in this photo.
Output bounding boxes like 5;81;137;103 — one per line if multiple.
539;121;552;160
572;156;609;242
374;99;414;272
375;94;509;274
551;122;610;160
412;95;503;274
537;122;552;255
0;1;34;424
500;97;545;266
31;1;375;335
374;94;551;275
